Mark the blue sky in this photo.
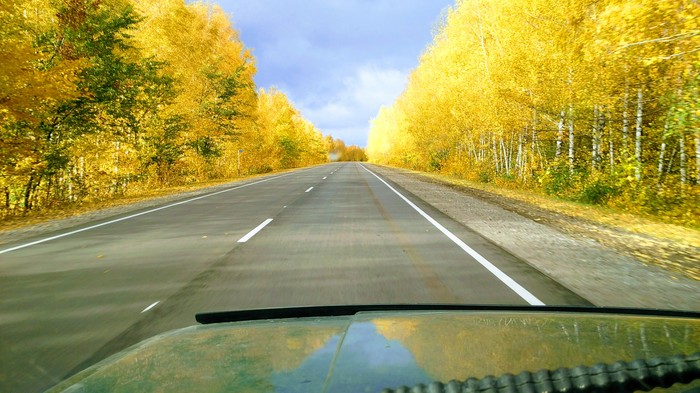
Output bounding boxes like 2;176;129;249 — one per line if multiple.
217;1;455;147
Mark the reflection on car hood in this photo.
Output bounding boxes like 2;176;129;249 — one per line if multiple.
48;310;699;392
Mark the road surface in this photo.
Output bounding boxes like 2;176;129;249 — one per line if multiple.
0;163;590;392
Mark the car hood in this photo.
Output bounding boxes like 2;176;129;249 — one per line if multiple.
48;309;699;392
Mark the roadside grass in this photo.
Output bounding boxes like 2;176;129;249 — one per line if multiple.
412;170;700;249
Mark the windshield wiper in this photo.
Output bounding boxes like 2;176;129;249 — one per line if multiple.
381;352;700;393
195;305;700;324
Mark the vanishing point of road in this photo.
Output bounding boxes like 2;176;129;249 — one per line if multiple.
0;163;590;392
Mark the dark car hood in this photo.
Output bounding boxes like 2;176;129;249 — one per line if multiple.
48;309;699;392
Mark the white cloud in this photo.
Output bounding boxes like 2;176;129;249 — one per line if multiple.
298;65;408;147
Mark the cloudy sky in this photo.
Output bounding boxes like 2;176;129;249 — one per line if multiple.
218;1;455;147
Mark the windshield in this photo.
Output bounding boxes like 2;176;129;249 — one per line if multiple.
0;1;698;392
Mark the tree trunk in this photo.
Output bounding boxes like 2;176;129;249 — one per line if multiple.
635;88;643;181
508;131;514;175
4;186;10;210
23;175;34;213
556;109;565;158
492;133;499;172
532;126;540;170
592;105;599;171
696;130;700;184
501;137;509;175
479;134;485;162
113;141;121;194
598;108;606;170
516;131;524;177
568;103;575;173
657;112;673;184
68;170;73;202
666;146;677;175
657;139;666;182
609;125;614;174
468;138;476;162
622;87;629;153
680;134;686;187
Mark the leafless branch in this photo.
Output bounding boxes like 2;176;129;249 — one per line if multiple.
617;30;699;49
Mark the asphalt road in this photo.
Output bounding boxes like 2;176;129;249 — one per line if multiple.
0;163;590;392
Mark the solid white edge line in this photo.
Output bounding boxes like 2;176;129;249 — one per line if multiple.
305;187;314;193
141;301;160;313
0;171;304;255
360;165;545;306
237;218;273;243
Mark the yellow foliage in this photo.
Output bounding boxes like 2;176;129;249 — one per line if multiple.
366;0;700;223
1;0;338;216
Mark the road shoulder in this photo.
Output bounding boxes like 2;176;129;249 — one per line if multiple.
0;169;310;247
367;164;700;311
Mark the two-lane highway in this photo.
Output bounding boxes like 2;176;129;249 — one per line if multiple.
0;163;589;392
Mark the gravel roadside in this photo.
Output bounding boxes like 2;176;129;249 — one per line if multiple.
368;164;700;311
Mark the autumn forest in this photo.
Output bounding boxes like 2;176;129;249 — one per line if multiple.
367;0;699;225
3;0;698;226
1;0;365;218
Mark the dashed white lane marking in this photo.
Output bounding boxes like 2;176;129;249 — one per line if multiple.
141;301;160;313
360;165;545;306
323;176;327;180
0;170;307;254
238;219;273;243
305;187;314;193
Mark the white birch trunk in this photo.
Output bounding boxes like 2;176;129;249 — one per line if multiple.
492;133;499;172
530;109;536;171
501;138;509;175
694;88;700;184
479;134;485;162
508;131;514;175
516;131;523;176
522;136;528;179
532;125;538;169
680;134;686;187
592;105;599;171
598;108;605;171
658;113;671;183
609;126;614;174
568;103;575;173
556;109;565;158
635;88;643;181
468;138;477;162
657;139;666;181
622;88;629;153
696;130;700;184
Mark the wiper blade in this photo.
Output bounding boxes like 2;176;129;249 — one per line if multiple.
195;304;700;324
381;352;700;393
